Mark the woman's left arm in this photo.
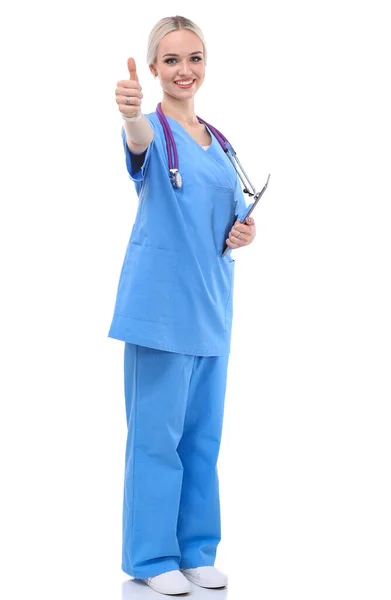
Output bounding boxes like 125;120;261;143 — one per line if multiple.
225;217;256;250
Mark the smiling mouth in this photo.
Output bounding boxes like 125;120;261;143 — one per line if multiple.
174;79;195;88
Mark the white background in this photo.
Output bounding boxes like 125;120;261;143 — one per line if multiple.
1;0;390;598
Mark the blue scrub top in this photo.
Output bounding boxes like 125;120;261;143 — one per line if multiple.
108;111;248;356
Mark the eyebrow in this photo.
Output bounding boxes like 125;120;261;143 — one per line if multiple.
162;51;203;58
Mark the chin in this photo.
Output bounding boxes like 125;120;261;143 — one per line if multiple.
169;89;197;100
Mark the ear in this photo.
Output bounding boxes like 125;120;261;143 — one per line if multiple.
149;65;157;77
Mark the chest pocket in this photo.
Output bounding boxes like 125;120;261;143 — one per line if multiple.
114;243;179;324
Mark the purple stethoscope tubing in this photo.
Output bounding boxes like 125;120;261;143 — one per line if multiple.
156;101;231;156
155;102;258;197
155;103;271;257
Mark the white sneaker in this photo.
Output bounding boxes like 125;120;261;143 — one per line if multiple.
142;569;191;595
181;566;228;588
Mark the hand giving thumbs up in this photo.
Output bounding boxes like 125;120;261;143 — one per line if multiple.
115;57;143;120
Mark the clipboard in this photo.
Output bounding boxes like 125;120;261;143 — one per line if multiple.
222;174;271;257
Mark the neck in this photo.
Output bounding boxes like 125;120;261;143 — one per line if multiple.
160;94;198;126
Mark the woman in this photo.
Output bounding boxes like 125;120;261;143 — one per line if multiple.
108;15;256;596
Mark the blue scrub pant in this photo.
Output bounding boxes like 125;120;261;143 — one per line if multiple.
122;343;230;579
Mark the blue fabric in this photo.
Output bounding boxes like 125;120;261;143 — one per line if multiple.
108;111;248;356
122;343;230;579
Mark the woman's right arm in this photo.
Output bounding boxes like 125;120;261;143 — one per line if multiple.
122;116;154;154
116;57;154;154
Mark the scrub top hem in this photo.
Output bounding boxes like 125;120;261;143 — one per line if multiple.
108;320;231;357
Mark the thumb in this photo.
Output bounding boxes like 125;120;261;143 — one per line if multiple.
127;57;139;81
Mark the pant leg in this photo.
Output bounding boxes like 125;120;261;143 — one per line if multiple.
176;353;230;568
122;343;195;579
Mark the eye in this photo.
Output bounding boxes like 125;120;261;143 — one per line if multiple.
164;56;203;65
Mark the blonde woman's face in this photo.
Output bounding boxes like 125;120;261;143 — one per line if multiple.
152;30;205;99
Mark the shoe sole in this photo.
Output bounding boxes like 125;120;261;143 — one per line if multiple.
144;580;191;595
182;573;228;588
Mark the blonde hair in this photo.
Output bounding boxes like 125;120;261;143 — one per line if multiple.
147;15;207;69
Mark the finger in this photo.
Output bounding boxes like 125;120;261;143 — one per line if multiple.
226;238;240;249
116;86;143;98
233;221;254;234
234;217;254;226
127;57;139;82
116;96;142;107
230;230;250;245
231;226;252;239
229;230;246;244
117;80;142;91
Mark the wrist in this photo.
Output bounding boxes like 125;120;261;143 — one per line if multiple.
121;110;142;122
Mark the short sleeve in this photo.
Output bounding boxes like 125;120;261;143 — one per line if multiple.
129;148;147;174
121;117;156;182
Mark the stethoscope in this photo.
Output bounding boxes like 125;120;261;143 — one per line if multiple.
155;102;267;204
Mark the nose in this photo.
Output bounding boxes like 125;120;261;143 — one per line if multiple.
177;59;192;77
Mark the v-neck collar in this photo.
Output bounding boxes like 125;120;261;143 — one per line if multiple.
155;110;237;188
164;114;215;152
153;111;237;190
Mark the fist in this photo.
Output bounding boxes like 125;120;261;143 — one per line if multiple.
115;57;143;118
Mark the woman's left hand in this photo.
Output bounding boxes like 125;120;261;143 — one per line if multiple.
225;217;256;250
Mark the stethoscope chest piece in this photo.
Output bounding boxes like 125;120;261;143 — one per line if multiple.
169;169;183;189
